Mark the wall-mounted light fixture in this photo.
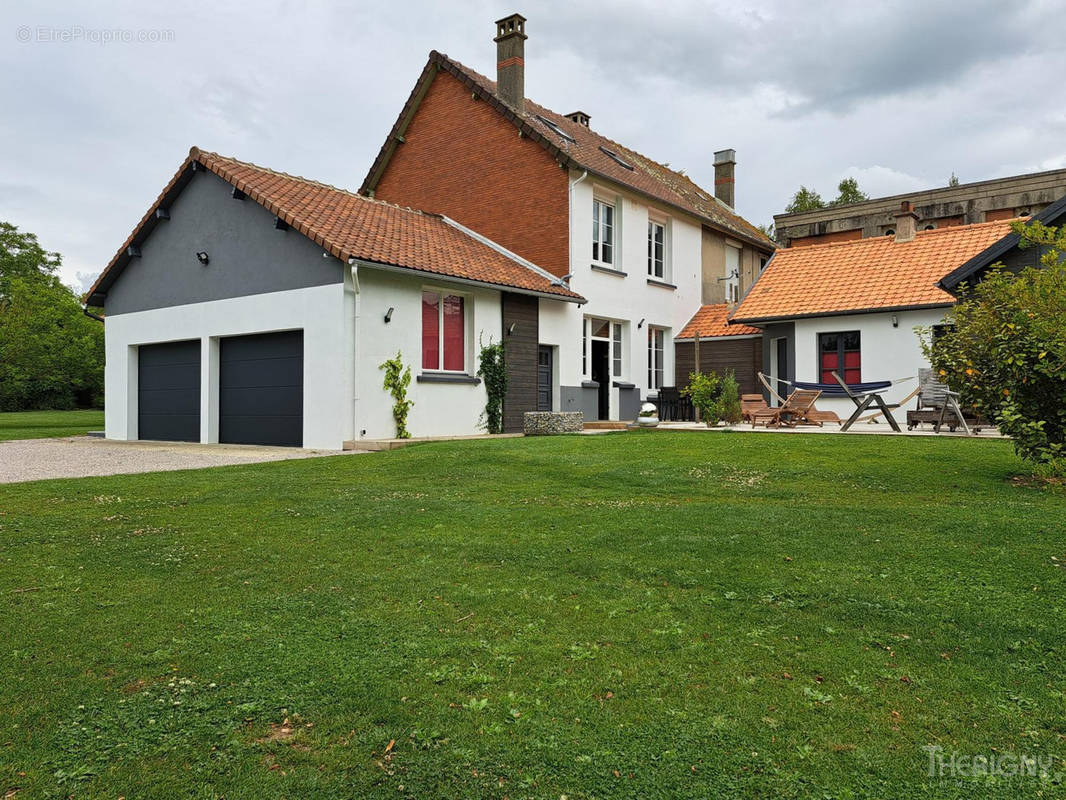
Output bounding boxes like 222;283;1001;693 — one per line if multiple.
507;322;518;336
637;318;645;329
891;314;899;328
384;307;394;324
196;251;209;266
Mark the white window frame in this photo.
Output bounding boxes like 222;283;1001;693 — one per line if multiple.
725;244;741;304
592;198;616;268
422;287;470;374
583;316;623;380
647;216;668;280
647;326;665;391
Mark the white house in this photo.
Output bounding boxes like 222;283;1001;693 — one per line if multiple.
729;203;1021;417
85;148;583;449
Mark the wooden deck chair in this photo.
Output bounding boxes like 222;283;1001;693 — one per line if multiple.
831;371;902;432
752;388;823;427
741;393;769;423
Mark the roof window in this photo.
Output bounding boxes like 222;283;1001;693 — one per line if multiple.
599;145;634;171
534;115;575;144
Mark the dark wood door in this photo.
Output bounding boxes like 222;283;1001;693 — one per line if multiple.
591;340;610;420
775;337;788;404
537;346;552;411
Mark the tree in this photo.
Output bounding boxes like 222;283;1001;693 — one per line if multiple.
785;186;825;213
0;221;104;410
922;220;1066;471
829;177;869;206
758;222;776;243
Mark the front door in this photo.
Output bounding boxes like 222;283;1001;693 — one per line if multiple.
591;340;610;420
537;346;553;411
774;337;788;406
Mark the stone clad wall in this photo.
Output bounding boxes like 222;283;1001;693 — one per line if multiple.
523;411;583;435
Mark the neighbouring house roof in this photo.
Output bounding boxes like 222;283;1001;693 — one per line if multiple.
360;51;775;252
938;193;1066;293
86;148;585;306
730;218;1021;325
676;304;761;340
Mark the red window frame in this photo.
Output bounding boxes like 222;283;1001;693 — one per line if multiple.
819;331;861;385
422;290;466;372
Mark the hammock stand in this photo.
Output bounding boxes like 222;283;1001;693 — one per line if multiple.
758;373;919;425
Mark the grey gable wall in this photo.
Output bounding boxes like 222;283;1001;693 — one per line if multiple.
103;171;342;315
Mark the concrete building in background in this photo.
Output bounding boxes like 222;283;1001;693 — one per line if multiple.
774;168;1066;248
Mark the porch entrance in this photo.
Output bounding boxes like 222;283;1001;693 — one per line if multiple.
591;340;610;420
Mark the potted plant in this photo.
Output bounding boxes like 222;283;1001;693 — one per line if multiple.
637;402;660;427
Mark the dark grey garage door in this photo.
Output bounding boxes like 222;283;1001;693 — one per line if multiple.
219;330;303;447
138;340;201;442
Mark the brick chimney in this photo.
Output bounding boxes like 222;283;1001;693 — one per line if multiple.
713;149;736;208
494;13;527;113
894;200;919;243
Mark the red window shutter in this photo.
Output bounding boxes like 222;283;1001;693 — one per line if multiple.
442;295;465;371
422;291;439;370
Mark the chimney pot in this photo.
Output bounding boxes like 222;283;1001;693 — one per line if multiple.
494;13;527;113
566;110;590;127
894;200;919;243
713;149;736;208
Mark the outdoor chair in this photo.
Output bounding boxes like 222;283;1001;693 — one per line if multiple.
741;393;769;423
751;388;823;428
906;368;983;434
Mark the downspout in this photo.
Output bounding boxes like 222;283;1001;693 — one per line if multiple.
569;169;589;381
349;262;361;440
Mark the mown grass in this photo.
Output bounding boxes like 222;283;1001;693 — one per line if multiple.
0;409;104;441
1;431;1064;798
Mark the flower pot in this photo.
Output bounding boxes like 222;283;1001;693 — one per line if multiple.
637;416;660;427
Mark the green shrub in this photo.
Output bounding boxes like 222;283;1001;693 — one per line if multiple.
477;339;508;435
718;370;743;424
922;219;1066;470
379;352;413;439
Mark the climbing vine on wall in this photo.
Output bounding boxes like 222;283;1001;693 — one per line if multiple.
379;351;413;439
477;339;508;435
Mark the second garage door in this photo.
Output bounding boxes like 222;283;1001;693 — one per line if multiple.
219;330;303;447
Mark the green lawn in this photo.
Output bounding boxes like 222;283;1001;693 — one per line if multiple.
2;432;1064;798
0;409;104;441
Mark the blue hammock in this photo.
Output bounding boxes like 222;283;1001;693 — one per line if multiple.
792;379;892;397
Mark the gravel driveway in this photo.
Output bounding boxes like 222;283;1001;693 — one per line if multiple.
0;437;368;484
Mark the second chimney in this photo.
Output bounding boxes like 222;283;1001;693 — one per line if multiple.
495;13;527;113
894;201;919;243
713;149;736;208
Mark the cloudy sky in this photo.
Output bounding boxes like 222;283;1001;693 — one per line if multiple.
3;0;1064;291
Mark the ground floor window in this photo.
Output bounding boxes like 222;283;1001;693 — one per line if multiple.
647;327;664;390
819;330;860;384
422;290;466;371
583;317;623;380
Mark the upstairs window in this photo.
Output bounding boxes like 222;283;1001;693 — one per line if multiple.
592;199;614;265
725;245;741;304
647;327;664;390
819;331;861;385
648;220;666;279
422;290;466;372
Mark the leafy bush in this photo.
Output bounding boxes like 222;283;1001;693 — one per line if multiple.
922;220;1066;469
684;370;742;426
379;352;413;439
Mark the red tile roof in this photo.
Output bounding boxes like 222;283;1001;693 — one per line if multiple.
677;304;761;339
87;149;584;305
730;219;1021;324
361;52;774;252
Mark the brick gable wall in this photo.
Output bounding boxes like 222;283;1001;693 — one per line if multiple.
373;70;570;277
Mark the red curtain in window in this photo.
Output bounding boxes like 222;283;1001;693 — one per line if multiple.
820;352;838;384
442;295;464;371
422;291;439;370
843;350;861;385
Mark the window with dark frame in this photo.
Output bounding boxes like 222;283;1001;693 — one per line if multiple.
422;290;466;372
592;199;614;265
647;220;665;278
819;331;861;384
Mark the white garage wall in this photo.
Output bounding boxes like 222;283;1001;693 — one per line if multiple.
792;307;950;418
104;283;349;450
350;267;501;440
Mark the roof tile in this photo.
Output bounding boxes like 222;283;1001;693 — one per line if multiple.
677;304;760;339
